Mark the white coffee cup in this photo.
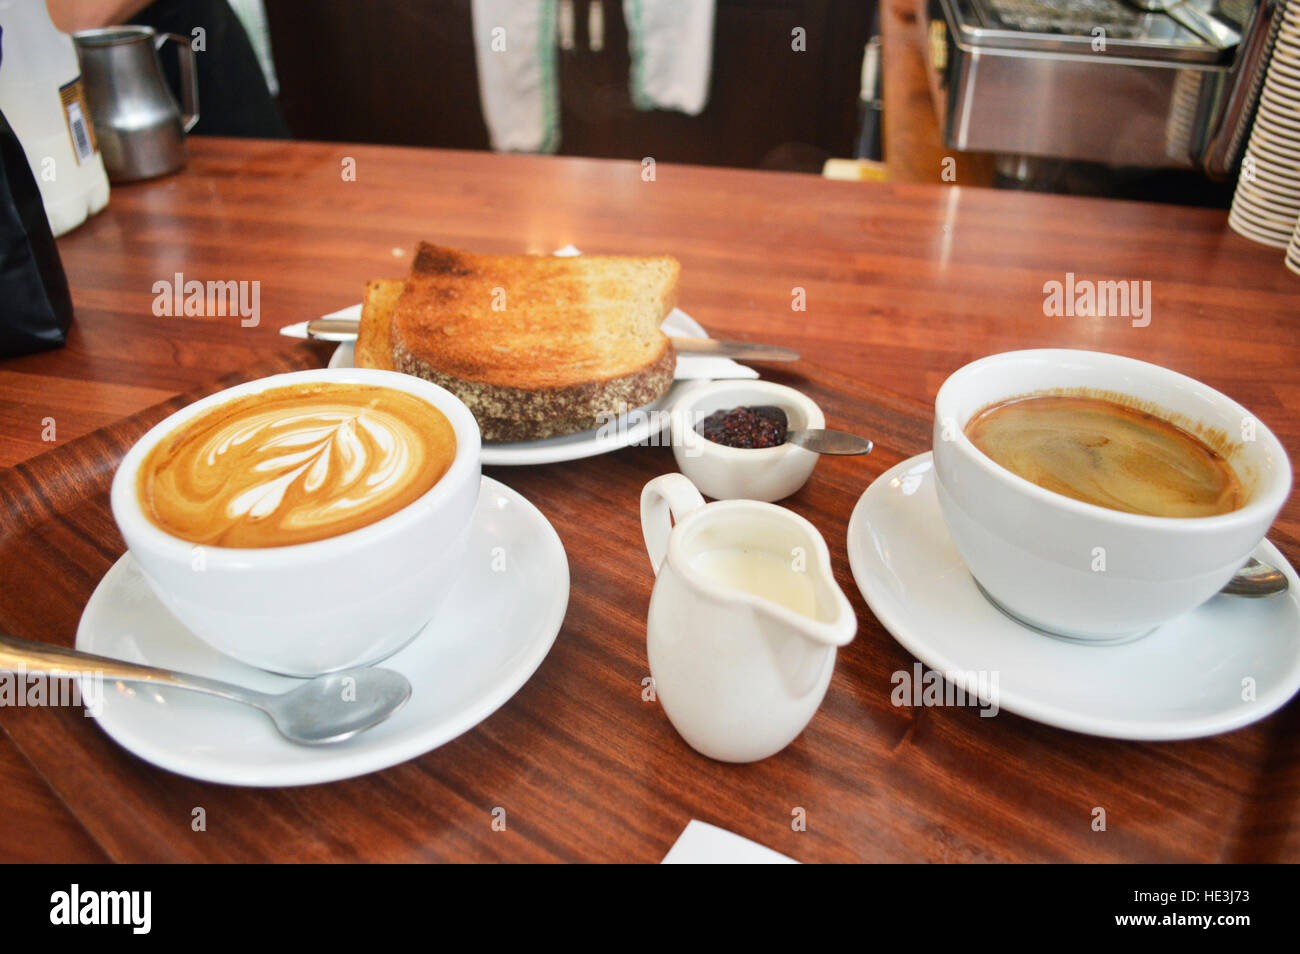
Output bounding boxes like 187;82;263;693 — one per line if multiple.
110;368;482;675
932;350;1292;642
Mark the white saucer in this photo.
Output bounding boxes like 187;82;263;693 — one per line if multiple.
76;476;568;785
329;308;723;466
846;453;1300;740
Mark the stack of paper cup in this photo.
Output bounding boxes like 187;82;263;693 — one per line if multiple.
1230;1;1300;249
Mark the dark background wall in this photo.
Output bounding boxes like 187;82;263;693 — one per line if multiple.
263;0;877;171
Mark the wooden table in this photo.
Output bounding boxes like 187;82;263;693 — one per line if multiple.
1;138;1298;863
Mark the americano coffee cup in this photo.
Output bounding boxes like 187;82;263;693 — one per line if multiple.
932;350;1292;642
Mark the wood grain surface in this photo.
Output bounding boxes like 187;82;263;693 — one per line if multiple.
0;138;1298;862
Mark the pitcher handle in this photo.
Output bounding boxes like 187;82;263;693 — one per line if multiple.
640;474;705;575
155;33;200;133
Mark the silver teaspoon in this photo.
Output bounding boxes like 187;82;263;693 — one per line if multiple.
788;429;874;455
0;633;411;745
748;405;873;456
1221;557;1289;598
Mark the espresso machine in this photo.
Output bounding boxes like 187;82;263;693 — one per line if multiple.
921;0;1283;181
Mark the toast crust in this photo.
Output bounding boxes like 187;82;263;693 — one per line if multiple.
392;339;675;436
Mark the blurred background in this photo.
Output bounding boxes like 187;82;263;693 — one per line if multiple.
265;0;878;173
38;0;1291;207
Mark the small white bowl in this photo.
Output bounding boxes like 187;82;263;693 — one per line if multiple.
670;381;823;501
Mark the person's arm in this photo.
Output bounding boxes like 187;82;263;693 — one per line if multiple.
46;0;155;33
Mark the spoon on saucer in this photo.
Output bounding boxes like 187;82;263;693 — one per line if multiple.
0;633;411;745
749;405;874;456
1221;557;1289;598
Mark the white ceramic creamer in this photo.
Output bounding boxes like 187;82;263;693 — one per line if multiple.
640;473;856;762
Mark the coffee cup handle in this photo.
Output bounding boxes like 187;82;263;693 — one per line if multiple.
641;474;705;575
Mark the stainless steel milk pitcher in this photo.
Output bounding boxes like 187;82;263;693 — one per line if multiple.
72;26;198;182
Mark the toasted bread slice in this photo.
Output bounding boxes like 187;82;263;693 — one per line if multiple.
357;278;608;440
372;243;677;441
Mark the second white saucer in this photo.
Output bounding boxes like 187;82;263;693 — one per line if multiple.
846;453;1300;740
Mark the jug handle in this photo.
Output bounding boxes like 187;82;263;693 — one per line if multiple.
640;474;705;576
155;33;200;133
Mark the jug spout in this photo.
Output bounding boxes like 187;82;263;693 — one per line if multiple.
781;557;857;648
735;505;856;649
641;472;857;647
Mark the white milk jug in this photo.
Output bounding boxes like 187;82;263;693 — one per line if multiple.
640;473;856;762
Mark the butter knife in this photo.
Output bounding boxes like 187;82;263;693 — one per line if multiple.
304;317;799;362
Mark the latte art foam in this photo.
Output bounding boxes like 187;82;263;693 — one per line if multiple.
138;383;456;547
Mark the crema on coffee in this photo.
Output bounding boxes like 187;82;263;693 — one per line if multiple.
965;394;1244;518
138;383;456;547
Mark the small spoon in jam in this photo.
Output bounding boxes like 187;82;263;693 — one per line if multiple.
696;405;873;456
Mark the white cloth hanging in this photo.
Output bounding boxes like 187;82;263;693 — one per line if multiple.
623;0;715;115
470;0;561;152
471;0;717;154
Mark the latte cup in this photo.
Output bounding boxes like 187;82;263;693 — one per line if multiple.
933;350;1292;642
110;368;482;675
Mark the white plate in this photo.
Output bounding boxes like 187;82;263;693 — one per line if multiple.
76;476;568;786
1260;92;1300;129
846;453;1300;741
330;309;716;466
1236;175;1300;207
1229;213;1296;247
1229;200;1294;226
1262;77;1300;104
1229;208;1294;247
1270;42;1300;68
1246;132;1300;162
1249;132;1300;164
1268;50;1300;74
1232;209;1294;246
1232;190;1300;223
1264;60;1300;92
1257;101;1300;135
1231;184;1299;219
1240;143;1300;186
1253;115;1300;150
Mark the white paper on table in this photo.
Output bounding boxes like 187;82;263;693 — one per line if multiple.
661;820;799;864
